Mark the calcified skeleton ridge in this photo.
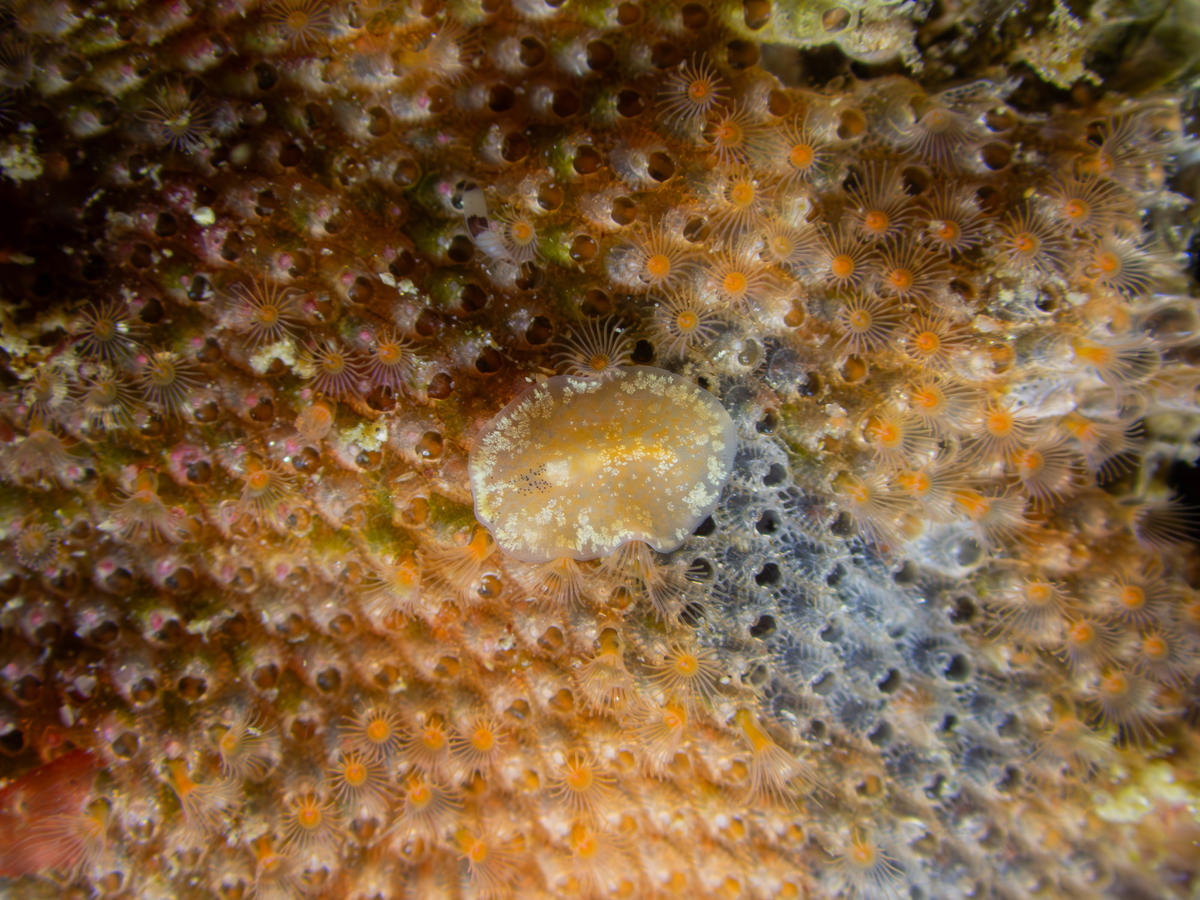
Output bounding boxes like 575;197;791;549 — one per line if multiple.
0;1;1198;899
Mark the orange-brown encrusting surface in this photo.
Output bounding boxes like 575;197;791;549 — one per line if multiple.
0;0;1198;896
469;367;736;562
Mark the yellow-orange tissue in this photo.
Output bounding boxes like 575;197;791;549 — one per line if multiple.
469;366;735;562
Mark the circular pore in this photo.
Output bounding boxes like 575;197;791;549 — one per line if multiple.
469;366;737;563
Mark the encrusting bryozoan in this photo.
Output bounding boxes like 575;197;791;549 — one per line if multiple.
469;366;736;563
1;0;1198;895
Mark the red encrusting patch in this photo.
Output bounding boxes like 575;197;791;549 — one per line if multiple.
0;749;98;876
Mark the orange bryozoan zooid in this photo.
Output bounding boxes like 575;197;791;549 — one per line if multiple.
469;367;736;562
